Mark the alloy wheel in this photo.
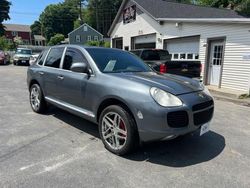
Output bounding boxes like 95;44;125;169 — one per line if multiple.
101;112;127;150
30;86;41;111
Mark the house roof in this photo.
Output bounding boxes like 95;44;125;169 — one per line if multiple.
68;23;103;36
3;24;31;32
135;0;244;19
34;35;46;40
108;0;249;36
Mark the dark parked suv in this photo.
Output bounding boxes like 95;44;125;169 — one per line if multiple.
27;45;214;155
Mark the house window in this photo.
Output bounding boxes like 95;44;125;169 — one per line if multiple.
94;36;98;41
83;26;88;31
12;31;18;36
173;54;179;59
7;39;13;44
76;35;81;42
23;40;30;45
87;36;92;41
187;53;193;59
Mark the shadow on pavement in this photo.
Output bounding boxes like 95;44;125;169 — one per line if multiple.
125;131;225;167
47;107;225;167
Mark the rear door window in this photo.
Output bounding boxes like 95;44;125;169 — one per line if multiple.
44;47;64;68
63;48;88;70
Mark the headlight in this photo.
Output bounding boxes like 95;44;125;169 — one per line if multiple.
150;87;183;107
13;56;19;60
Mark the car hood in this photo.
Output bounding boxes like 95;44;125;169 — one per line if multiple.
110;72;203;95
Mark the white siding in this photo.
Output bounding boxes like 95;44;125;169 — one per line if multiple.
111;13;158;49
158;22;250;92
111;12;250;93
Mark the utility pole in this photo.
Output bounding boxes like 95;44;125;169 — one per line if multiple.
79;0;83;24
95;0;99;32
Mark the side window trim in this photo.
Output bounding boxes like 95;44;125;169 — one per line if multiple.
42;48;52;66
60;47;67;69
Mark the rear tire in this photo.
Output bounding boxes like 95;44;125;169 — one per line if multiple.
99;105;139;155
29;84;47;113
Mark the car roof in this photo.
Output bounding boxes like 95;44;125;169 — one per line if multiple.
49;44;126;53
17;48;32;50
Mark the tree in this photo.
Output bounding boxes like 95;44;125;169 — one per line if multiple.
48;33;65;46
0;36;10;50
238;0;250;16
85;0;123;36
13;36;23;45
31;21;42;35
39;1;79;41
196;0;250;16
0;0;11;36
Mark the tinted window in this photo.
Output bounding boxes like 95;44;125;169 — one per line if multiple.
37;49;49;65
63;48;87;70
141;50;170;61
86;48;151;73
44;48;64;68
131;50;141;57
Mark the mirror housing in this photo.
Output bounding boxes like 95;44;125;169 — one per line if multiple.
70;62;89;74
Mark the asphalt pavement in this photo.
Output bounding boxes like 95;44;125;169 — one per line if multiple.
0;65;250;188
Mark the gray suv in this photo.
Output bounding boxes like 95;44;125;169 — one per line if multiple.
27;45;214;155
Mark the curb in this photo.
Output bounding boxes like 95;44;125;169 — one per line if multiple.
211;94;250;107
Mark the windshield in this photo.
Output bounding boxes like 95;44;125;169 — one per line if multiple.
141;50;170;61
86;48;152;73
16;49;32;55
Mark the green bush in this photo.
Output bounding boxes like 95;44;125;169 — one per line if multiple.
48;34;65;46
0;36;15;50
86;40;110;48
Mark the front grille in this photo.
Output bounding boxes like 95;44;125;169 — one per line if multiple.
192;100;214;111
167;111;189;128
193;107;214;126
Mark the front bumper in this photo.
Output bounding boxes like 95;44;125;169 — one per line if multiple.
14;59;30;65
135;91;214;142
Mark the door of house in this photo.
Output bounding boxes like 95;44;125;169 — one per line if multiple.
209;42;224;86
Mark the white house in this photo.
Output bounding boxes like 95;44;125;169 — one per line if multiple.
108;0;250;94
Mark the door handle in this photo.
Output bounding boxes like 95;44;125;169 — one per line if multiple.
57;75;64;80
38;71;44;75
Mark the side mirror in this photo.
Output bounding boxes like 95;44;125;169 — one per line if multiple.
70;62;89;74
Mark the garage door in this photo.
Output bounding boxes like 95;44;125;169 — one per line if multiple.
132;34;156;49
164;36;200;61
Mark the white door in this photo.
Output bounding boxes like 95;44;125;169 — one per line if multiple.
209;42;224;86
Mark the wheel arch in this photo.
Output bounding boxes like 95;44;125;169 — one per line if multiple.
29;79;41;91
96;98;137;125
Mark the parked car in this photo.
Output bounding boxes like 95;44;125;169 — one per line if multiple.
27;45;214;155
130;49;201;78
29;54;40;65
13;48;32;66
0;50;10;65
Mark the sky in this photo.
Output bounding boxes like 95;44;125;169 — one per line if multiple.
4;0;64;25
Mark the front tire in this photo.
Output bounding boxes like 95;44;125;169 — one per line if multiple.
99;105;139;155
29;84;47;113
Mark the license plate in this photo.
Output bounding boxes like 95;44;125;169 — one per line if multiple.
22;60;26;63
200;122;210;136
181;68;188;72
